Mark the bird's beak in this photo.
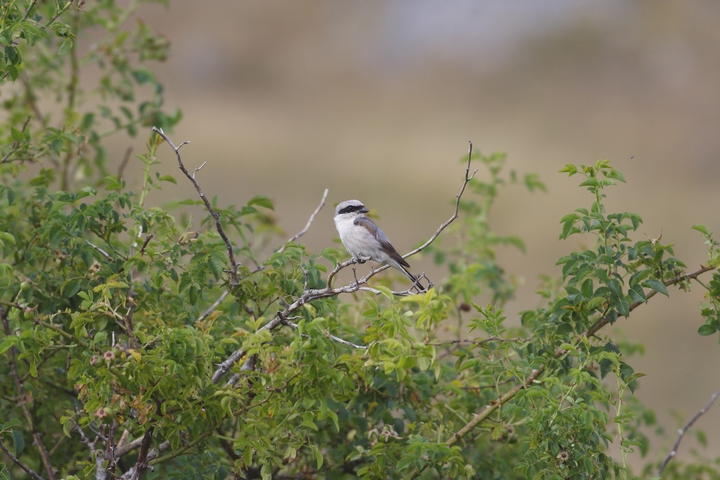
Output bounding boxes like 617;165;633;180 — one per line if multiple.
360;207;369;214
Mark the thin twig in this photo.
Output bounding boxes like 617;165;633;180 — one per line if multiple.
658;386;720;475
281;318;366;349
85;240;113;262
138;234;153;256
284;188;329;248
406;141;477;258
350;142;477;283
249;188;329;275
153;127;241;286
0;438;45;480
117;146;133;180
197;290;230;323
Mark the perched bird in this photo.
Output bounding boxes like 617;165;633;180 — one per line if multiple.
334;199;425;292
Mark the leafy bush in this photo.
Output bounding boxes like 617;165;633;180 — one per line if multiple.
2;2;720;480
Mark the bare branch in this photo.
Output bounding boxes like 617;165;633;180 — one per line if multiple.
659;386;720;475
117;146;133;180
325;259;356;290
284;188;329;248
212;314;285;384
281;317;366;349
196;290;229;323
406;140;477;259
431;337;518;347
252;187;329;272
118;440;170;479
114;436;143;459
0;438;45;480
114;436;169;461
152;127;241;286
127;426;154;480
86;240;113;262
72;421;107;480
338;141;477;287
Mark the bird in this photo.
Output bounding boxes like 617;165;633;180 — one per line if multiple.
334;199;425;292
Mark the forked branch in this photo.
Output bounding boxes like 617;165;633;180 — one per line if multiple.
152;127;241;286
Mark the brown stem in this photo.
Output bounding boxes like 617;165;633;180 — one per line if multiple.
128;427;154;480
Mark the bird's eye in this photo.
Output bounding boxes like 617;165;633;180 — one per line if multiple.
339;205;364;215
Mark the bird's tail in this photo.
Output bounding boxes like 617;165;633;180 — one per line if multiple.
390;259;427;293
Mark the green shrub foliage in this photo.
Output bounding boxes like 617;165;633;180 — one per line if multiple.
2;2;720;479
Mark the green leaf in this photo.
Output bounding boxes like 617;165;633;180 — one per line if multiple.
58;38;73;56
326;408;339;432
156;174;177;184
302;412;318;431
81;112;95;131
644;279;668;297
692;224;710;236
208;257;223;280
0;335;22;355
2;418;22;431
697;323;717;336
11;430;24;456
396;456;415;471
310;445;323;469
188;285;198;305
247;195;274;210
7;64;19;81
605;169;626;183
0;232;16;246
559;164;578;176
10;127;26;142
131;67;155;84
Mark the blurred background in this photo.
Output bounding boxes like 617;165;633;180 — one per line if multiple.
111;0;720;469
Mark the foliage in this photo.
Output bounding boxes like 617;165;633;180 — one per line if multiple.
2;2;720;480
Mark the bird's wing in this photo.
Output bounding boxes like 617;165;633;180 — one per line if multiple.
353;216;410;268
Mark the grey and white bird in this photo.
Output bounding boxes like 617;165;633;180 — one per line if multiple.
334;199;425;292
